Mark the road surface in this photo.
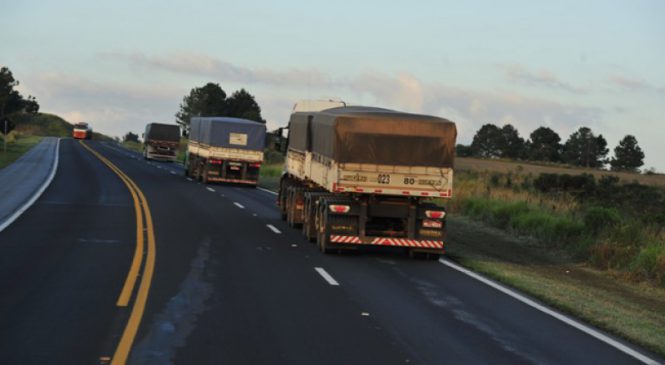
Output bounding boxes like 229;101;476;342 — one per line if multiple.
0;139;661;365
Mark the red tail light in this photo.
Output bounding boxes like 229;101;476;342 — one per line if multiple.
210;159;224;165
249;163;261;168
422;219;443;228
425;210;446;219
329;205;350;213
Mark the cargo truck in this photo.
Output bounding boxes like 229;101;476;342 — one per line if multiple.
278;102;456;258
185;117;266;185
143;123;180;161
72;122;92;140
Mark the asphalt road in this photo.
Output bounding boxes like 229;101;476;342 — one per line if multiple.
0;138;661;365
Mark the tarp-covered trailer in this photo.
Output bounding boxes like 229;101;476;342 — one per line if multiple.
185;117;266;185
279;104;457;258
144;123;180;161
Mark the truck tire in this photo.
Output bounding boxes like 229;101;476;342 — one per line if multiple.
316;206;333;254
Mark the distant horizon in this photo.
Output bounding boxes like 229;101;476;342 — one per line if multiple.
2;0;663;171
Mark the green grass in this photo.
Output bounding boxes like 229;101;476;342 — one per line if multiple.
0;134;42;169
458;253;665;356
258;163;282;191
121;140;143;153
445;168;665;355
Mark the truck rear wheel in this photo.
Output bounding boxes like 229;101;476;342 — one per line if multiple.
317;207;333;254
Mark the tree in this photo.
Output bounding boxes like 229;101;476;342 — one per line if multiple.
175;83;228;130
175;83;266;131
562;127;609;168
528;126;561;162
471;124;503;158
226;88;265;123
123;132;140;143
455;144;473;157
499;124;525;159
0;66;40;118
610;135;644;172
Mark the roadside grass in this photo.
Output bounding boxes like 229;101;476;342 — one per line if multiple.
259;162;282;191
121;140;143;154
444;167;665;356
0;133;42;169
446;216;665;356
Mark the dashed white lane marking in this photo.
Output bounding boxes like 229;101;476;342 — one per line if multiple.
206;187;215;192
438;258;660;365
170;171;176;175
186;177;193;182
314;267;340;286
266;224;281;234
233;202;245;209
257;187;278;196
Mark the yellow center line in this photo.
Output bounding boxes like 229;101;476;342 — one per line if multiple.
79;141;156;365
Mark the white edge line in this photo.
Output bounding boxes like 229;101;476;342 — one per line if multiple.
257;187;277;196
266;224;281;234
206;187;215;192
438;258;660;365
314;267;340;286
233;202;245;209
186;177;193;181
0;138;61;233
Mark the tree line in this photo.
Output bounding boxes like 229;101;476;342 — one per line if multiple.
1;67;40;135
457;123;646;172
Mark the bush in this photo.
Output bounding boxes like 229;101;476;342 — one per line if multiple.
630;244;665;281
584;207;621;234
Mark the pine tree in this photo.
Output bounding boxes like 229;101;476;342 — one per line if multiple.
610;135;644;172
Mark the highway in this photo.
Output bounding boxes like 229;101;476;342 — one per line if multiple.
0;138;661;365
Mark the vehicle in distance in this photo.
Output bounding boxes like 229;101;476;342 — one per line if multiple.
143;123;180;161
72;122;92;140
279;101;457;258
185;117;266;185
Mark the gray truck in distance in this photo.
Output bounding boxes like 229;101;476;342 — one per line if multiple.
143;123;180;161
185;117;266;186
279;102;457;258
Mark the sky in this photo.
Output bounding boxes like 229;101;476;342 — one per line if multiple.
2;0;664;171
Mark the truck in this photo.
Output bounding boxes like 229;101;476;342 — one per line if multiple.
143;123;180;161
278;101;457;258
72;122;92;140
185;117;267;185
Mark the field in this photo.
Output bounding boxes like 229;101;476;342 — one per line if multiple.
457;157;665;187
446;157;665;355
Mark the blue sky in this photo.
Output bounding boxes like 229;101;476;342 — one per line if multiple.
2;0;664;170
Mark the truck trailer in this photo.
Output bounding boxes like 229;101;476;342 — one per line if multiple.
185;117;266;185
278;103;456;258
143;123;180;161
72;122;92;140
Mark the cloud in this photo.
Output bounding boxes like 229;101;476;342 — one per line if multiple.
608;75;664;93
19;72;181;137
20;53;606;145
502;64;586;94
99;51;332;89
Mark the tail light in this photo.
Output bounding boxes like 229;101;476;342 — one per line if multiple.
425;210;446;219
422;219;443;228
329;205;350;213
249;163;261;168
210;159;224;165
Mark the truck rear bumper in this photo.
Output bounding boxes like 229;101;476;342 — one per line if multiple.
329;235;443;250
208;177;257;185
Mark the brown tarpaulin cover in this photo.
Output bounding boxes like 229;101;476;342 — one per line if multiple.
288;106;457;167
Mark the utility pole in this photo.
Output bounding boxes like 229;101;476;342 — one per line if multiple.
3;118;6;155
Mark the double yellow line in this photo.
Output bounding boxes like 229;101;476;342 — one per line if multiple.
79;141;155;365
